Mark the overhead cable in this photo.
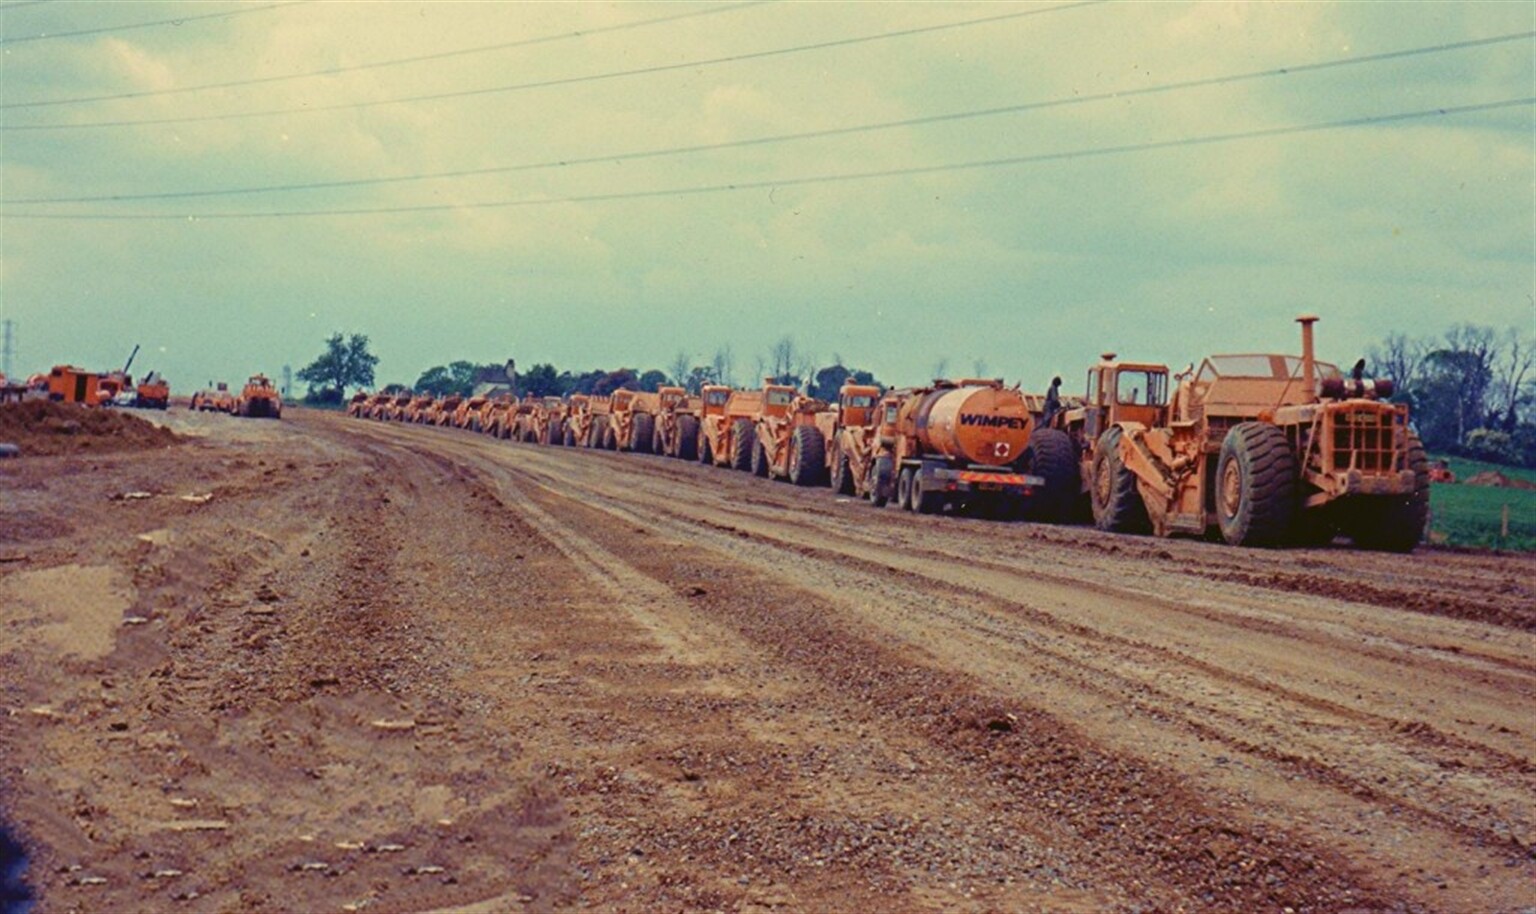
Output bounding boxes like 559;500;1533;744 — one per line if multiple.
7;97;1528;221
0;1;304;46
0;1;1103;130
0;1;769;110
6;30;1529;205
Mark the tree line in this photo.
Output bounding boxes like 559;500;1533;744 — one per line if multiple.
1369;323;1534;466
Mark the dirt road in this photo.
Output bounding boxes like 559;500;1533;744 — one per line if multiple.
3;408;1533;913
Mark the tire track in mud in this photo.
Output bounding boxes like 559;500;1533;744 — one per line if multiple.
345;432;1125;911
496;463;1404;913
353;426;1414;913
330;417;1536;910
532;441;1536;634
489;446;1536;882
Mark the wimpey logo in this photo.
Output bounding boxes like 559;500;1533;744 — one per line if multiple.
959;413;1025;430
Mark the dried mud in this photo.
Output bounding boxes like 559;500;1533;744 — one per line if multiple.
0;400;179;457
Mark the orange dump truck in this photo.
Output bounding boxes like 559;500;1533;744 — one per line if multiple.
347;392;372;417
563;394;596;447
651;386;700;459
528;396;568;445
235;374;283;419
429;394;463;426
824;382;886;498
743;382;835;485
606;389;656;453
133;373;170;409
698;386;758;470
881;379;1077;519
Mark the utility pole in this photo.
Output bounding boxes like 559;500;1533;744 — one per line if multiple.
1;320;14;378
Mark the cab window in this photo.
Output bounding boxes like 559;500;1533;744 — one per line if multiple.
1115;370;1167;406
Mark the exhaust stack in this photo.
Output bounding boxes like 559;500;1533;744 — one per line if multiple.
1297;314;1319;402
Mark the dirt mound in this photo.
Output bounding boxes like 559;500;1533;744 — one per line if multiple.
0;400;179;457
1463;470;1536;491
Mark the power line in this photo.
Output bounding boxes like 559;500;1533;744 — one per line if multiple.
0;1;304;46
8;97;1527;222
1;2;1104;131
7;30;1527;206
0;1;769;110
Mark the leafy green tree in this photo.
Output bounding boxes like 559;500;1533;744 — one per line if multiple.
414;360;481;397
298;332;379;398
520;363;561;396
637;369;669;392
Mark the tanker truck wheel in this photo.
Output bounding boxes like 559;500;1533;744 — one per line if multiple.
896;467;915;511
1091;427;1150;533
730;421;756;471
868;456;893;507
1216;422;1298;547
632;414;655;454
830;451;854;495
1345;432;1429;552
789;426;826;487
912;475;946;515
1021;428;1078;523
678;415;700;461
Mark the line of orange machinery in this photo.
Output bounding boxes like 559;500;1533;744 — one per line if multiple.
29;345;170;409
346;316;1430;552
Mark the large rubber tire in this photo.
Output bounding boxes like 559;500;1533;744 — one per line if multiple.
677;415;700;461
1347;433;1430;552
913;474;946;514
1090;427;1150;533
629;417;654;454
548;418;565;446
788;426;827;487
590;416;607;449
563;424;576;447
631;413;654;454
751;438;771;478
1021;427;1078;523
730;420;755;471
830;450;854;495
698;431;713;465
869;456;894;507
1216;422;1298;547
896;467;916;511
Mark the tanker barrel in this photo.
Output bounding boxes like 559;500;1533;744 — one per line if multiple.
912;385;1034;466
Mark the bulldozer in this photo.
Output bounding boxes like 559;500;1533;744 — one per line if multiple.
235;374;283;419
649;386;700;459
879;379;1076;519
1084;315;1427;550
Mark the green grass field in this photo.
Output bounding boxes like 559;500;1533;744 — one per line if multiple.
1426;455;1536;551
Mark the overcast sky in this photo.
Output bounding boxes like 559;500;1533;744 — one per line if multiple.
1;1;1531;394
